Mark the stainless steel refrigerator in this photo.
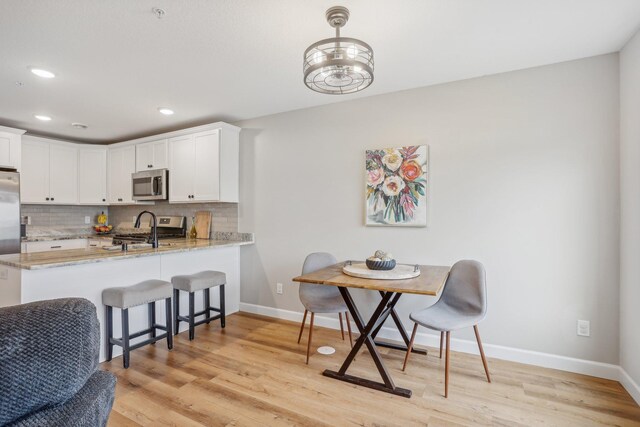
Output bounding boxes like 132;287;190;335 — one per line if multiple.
0;167;20;255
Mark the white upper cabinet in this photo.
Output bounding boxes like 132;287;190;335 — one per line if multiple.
21;137;78;204
108;145;136;204
193;130;220;201
48;144;78;204
168;135;193;203
21;139;50;203
78;147;107;205
135;139;168;171
168;126;238;203
18;122;238;206
0;125;25;171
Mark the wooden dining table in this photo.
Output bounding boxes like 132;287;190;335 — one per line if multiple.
292;261;450;398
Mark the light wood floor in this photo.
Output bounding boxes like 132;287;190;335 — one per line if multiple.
102;312;640;426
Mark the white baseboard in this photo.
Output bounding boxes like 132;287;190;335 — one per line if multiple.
619;367;640;404
239;302;637;402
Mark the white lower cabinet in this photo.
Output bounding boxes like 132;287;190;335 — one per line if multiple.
23;239;87;253
87;238;113;248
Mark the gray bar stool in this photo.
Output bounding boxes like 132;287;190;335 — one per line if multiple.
102;279;173;368
172;271;226;340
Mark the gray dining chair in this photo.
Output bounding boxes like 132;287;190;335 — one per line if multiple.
298;252;353;364
402;260;491;398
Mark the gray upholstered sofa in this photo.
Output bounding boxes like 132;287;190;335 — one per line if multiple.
0;298;116;426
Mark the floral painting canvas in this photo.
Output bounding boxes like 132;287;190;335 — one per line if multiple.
366;145;428;227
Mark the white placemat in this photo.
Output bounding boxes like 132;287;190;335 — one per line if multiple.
342;263;421;280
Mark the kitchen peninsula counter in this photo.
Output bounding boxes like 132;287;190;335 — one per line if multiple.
1;236;254;270
0;234;253;362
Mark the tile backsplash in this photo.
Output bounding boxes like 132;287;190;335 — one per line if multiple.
22;205;107;227
108;202;238;233
21;202;239;236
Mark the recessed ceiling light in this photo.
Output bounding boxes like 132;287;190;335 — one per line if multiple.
71;122;88;129
158;107;174;115
34;114;52;121
30;68;56;79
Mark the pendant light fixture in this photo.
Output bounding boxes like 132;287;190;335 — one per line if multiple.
303;6;374;95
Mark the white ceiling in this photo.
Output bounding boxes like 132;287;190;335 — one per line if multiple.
1;0;639;143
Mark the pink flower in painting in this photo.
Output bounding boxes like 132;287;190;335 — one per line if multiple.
367;167;385;187
400;191;415;217
382;176;405;197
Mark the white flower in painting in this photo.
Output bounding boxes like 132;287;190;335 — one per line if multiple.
382;176;405;197
382;149;402;171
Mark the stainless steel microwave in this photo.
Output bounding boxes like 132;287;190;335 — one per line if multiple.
132;169;168;201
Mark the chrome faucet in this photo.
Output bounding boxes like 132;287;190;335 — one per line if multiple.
134;210;158;248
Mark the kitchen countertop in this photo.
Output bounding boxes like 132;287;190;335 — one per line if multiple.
21;226;110;242
0;236;254;270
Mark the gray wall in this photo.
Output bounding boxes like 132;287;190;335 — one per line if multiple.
620;30;640;384
237;54;620;364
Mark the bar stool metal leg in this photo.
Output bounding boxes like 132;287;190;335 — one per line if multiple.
148;301;156;343
173;289;179;336
204;288;211;324
188;291;195;340
122;308;130;369
220;284;226;328
105;306;113;361
165;297;173;349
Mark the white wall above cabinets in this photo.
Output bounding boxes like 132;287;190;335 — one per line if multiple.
107;145;136;204
78;146;107;205
135;139;167;171
21;136;78;204
0;125;25;171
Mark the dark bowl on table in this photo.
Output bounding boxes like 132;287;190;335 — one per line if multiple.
366;259;396;271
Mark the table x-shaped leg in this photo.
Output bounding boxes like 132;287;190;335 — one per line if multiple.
322;287;412;398
372;290;427;355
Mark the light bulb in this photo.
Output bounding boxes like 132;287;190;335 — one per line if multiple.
313;51;326;64
347;45;358;59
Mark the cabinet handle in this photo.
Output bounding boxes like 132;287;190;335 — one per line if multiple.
89;244;97;247
118;198;122;202
51;197;55;201
50;245;62;249
102;198;106;202
45;197;50;201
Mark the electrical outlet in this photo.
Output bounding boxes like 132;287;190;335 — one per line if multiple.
276;282;283;295
577;320;590;337
84;216;91;224
0;269;8;280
